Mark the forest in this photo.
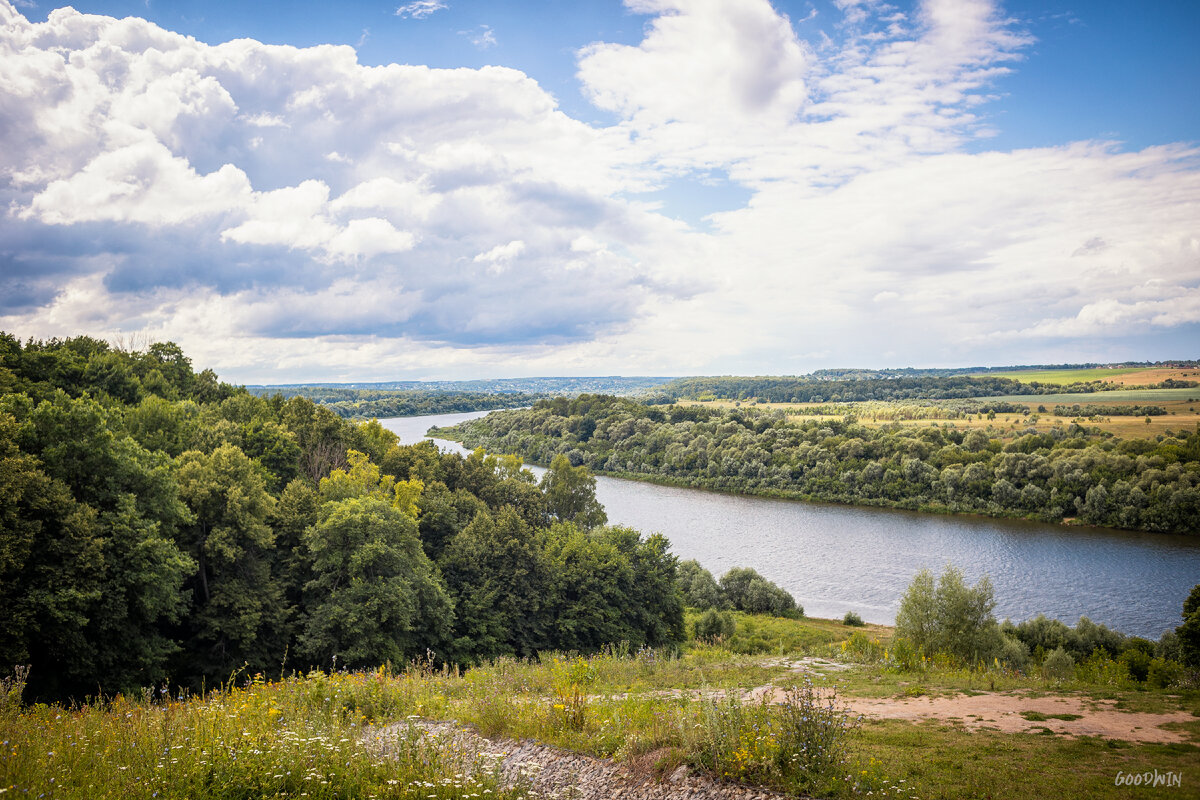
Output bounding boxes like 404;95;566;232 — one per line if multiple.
0;334;692;700
654;373;1196;403
435;395;1200;535
246;385;550;419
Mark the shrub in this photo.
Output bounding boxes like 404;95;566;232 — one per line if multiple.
843;611;864;627
1147;658;1184;689
1043;646;1075;682
719;567;800;617
1119;648;1152;682
677;559;727;610
997;634;1029;670
693;609;736;642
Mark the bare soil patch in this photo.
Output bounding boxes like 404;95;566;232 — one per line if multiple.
745;685;1195;744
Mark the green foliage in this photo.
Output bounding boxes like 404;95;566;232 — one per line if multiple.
438;507;550;660
1178;583;1200;668
436;394;1200;534
677;559;727;609
1043;646;1076;682
300;496;453;667
720;567;800;617
540;453;607;528
896;565;1002;664
175;444;285;680
0;334;701;698
693;608;737;641
843;611;865;626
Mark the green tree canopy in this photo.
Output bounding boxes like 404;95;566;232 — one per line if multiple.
300;496;453;668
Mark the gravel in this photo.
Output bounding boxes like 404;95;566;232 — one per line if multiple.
367;719;802;800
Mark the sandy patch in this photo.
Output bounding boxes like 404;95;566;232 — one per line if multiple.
746;686;1196;744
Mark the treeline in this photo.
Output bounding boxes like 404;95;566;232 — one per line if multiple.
1;334;683;700
247;385;549;419
436;395;1200;535
1053;404;1167;417
810;361;1198;381
654;375;1112;403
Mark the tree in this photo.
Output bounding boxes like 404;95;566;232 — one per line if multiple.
438;507;549;660
541;453;606;528
5;394;195;695
895;565;1002;664
1178;583;1200;668
300;497;453;667
175;444;285;680
718;567;798;616
318;449;423;517
0;415;102;698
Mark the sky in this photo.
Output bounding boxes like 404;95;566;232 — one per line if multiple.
0;0;1197;383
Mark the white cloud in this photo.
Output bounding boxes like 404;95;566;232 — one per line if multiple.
1;0;1197;381
395;1;447;20
472;239;525;274
464;24;497;50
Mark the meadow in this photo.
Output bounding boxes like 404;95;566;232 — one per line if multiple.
967;367;1200;386
688;388;1200;439
5;613;1198;800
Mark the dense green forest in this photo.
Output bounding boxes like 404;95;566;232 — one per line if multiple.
0;334;691;700
245;386;550;419
435;395;1200;534
653;374;1196;403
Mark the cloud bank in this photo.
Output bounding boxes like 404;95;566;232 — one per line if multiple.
1;0;1197;381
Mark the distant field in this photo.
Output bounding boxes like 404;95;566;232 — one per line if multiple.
986;387;1200;403
688;388;1200;439
973;366;1200;385
973;367;1144;384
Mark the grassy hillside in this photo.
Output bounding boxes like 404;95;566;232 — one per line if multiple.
5;613;1196;800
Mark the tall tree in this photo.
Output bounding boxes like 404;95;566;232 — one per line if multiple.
300;496;453;667
541;454;606;528
438;507;549;660
175;444;285;680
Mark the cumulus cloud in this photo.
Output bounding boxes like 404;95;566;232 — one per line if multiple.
1;0;1197;380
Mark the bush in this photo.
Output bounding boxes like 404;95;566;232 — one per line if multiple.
677;559;727;610
1043;646;1075;682
719;567;800;618
997;634;1029;670
843;611;864;627
693;609;736;642
1147;658;1184;689
1119;648;1152;682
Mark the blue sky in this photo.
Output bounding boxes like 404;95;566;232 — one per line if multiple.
2;0;1198;381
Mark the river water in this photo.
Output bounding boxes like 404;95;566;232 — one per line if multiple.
380;411;1200;639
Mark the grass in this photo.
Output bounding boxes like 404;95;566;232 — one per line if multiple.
971;368;1148;385
0;667;524;800
691;389;1200;439
4;614;1199;800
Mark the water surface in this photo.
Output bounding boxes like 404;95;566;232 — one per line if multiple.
382;411;1200;638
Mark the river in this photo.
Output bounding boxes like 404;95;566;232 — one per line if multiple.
380;411;1200;639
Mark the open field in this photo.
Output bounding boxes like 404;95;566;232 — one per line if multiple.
4;613;1198;800
969;367;1200;385
688;395;1200;439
